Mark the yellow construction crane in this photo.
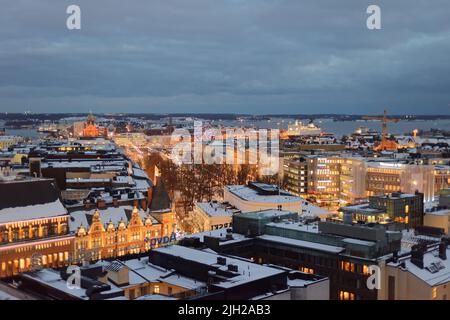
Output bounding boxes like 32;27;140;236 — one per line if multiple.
362;109;401;151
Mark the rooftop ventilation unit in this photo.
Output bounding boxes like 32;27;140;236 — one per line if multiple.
228;264;238;272
426;261;445;274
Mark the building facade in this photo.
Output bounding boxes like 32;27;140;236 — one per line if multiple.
191;202;237;233
339;192;424;229
283;157;309;197
81;113;107;138
190;211;402;300
379;241;450;300
71;206;175;261
0;178;74;278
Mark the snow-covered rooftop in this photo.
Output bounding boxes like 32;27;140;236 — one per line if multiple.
152;245;286;289
226;185;301;203
190;228;248;245
257;234;345;254
301;200;331;217
69;206;159;232
0;199;68;224
21;268;121;300
265;220;320;234
195;202;237;217
342;238;376;247
389;246;450;287
0;290;18;300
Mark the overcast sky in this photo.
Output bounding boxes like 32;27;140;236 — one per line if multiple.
0;0;449;114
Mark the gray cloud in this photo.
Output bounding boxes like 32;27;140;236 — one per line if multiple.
0;0;449;114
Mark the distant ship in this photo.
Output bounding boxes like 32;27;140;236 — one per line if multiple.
286;120;322;136
37;124;58;133
353;126;379;136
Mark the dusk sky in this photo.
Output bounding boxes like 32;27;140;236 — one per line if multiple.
0;0;449;115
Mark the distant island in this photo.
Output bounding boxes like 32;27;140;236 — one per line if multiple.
1;112;450;125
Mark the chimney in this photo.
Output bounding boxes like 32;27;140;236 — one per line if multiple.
29;157;42;178
411;244;425;269
225;228;233;240
439;241;447;260
228;264;238;272
392;251;399;263
217;257;227;265
84;200;92;210
97;198;106;209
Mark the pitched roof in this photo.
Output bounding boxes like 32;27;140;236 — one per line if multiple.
150;180;171;212
0;179;61;210
69;206;160;232
0;178;67;223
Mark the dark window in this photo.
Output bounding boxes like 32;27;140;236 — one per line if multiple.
285;250;299;260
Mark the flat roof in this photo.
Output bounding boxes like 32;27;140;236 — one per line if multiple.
226;185;301;204
152;245;286;289
265;220;320;234
257;234;345;254
235;209;295;220
195;202;236;217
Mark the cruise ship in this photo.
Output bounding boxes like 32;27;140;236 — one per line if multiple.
285;120;322;136
37;124;58;133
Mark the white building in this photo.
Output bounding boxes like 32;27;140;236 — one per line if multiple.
192;202;239;232
380;242;450;300
224;182;302;214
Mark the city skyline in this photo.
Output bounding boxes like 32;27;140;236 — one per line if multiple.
2;0;450;305
1;109;450;302
0;0;449;114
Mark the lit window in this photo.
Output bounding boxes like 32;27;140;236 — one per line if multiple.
363;265;370;275
339;291;355;300
432;287;437;299
341;261;355;272
154;285;160;294
299;266;314;274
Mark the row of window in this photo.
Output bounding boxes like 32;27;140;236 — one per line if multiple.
340;261;371;275
0;223;68;243
264;247;338;269
0;251;69;277
78;230;160;249
339;291;356;300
